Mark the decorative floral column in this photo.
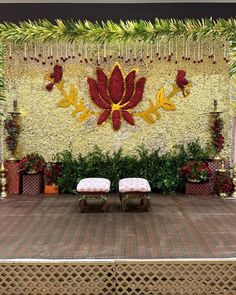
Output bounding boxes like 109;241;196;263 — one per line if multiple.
208;100;230;194
4;100;21;194
209;100;224;161
0;42;8;198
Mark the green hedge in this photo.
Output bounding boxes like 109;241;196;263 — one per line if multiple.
56;142;210;194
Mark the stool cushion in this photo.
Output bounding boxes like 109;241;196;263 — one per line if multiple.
77;178;111;193
119;178;151;193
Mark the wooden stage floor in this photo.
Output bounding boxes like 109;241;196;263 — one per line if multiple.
0;194;235;260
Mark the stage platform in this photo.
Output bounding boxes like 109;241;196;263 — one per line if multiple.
0;194;235;294
0;194;235;259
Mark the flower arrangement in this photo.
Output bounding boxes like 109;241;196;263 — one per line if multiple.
180;161;212;183
215;173;233;195
4;116;20;155
18;153;45;174
44;162;61;185
211;117;224;155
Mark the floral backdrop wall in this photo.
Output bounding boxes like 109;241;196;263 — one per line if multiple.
4;46;233;161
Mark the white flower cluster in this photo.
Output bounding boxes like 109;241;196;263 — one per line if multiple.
4;48;232;161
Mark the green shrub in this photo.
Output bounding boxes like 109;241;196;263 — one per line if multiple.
56;141;210;194
56;150;78;193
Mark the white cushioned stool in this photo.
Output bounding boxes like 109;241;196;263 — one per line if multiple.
77;178;111;212
119;178;151;211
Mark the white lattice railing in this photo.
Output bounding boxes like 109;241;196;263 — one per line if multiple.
0;259;235;295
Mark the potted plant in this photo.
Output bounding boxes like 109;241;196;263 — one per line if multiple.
44;162;61;194
179;161;212;195
215;173;233;198
18;153;45;174
18;153;45;195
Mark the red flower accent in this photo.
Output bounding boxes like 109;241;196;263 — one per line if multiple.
179;161;212;182
176;70;188;89
211;117;224;153
176;70;190;97
87;64;146;130
46;65;63;91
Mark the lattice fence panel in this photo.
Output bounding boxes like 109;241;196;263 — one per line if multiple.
116;261;236;295
0;260;235;294
0;262;116;295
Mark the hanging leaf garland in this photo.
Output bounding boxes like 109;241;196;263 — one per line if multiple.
0;18;235;44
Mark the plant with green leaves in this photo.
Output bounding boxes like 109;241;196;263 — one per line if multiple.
56;141;210;194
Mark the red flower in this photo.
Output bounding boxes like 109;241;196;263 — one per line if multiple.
176;70;190;97
87;64;146;130
211;117;224;153
18;153;45;173
179;161;212;182
46;65;63;91
176;70;188;89
215;174;233;194
44;163;61;185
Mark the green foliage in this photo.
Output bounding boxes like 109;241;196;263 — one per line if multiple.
0;18;236;44
184;141;210;161
56;150;79;193
56;141;210;195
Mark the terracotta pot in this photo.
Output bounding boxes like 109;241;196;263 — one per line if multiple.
44;185;59;194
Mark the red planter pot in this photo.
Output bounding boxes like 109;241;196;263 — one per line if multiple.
5;160;21;194
22;173;44;195
186;182;211;196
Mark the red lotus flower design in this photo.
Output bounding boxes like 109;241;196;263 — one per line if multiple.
87;64;146;130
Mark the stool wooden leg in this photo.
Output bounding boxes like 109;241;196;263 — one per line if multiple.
140;194;151;211
79;196;88;213
100;195;108;212
121;194;129;211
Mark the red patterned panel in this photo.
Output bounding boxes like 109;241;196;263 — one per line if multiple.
22;173;44;195
186;182;211;196
5;160;21;194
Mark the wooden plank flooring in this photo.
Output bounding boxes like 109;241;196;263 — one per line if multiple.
0;194;235;259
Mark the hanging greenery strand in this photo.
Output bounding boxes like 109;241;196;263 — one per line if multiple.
0;18;235;43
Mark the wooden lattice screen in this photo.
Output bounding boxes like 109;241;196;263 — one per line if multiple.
0;259;235;295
